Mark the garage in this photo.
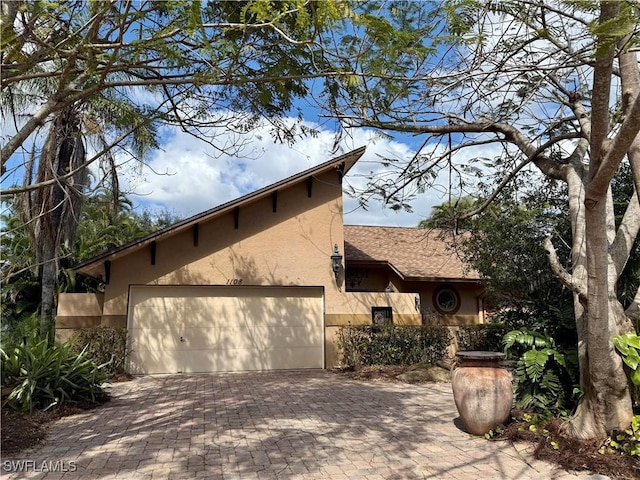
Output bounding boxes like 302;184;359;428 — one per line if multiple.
127;285;324;374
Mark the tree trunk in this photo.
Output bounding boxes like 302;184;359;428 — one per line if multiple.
563;195;633;440
39;239;57;342
25;106;86;344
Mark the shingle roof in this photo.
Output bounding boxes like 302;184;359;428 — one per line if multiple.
344;225;481;281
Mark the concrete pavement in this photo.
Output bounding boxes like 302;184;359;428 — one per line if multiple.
1;371;606;479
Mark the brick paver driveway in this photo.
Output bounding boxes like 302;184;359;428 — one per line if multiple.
2;371;605;479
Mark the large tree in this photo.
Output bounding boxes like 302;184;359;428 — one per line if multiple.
319;1;640;439
1;0;433;339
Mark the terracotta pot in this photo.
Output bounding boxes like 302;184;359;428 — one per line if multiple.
451;351;513;435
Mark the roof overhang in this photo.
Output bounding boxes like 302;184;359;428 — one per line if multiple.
75;146;366;280
346;258;484;283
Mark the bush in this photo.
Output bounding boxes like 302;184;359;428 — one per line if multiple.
456;323;510;352
503;329;579;416
613;331;640;407
70;326;128;377
1;339;108;411
337;324;451;369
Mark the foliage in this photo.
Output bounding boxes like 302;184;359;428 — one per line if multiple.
337;324;451;369
71;192;179;263
0;191;177;344
0;313;40;350
418;196;477;231
455;323;510;352
318;0;640;436
457;182;573;314
1;201;41;333
600;415;640;458
1;339;108;411
503;329;579;415
70;327;128;378
613;332;640;405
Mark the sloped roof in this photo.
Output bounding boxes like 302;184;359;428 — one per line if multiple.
75;147;366;279
344;225;481;281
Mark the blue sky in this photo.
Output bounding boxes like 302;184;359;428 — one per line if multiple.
0;106;501;227
117;116;492;227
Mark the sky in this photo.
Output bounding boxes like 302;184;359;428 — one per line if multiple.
118;119;502;228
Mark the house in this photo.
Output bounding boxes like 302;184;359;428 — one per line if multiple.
57;147;485;374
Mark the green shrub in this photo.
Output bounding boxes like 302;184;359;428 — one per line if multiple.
613;331;640;406
1;339;108;411
0;312;41;349
456;323;510;352
70;326;128;377
337;324;451;369
503;329;579;415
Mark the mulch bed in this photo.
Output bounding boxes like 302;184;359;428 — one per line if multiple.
1;402;106;456
492;416;640;480
1;374;127;456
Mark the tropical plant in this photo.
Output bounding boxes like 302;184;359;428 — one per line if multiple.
1;339;108;411
456;323;510;353
71;191;178;262
418;196;477;231
503;329;579;415
613;332;640;405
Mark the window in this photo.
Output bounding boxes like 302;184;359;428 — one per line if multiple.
433;286;460;314
371;306;393;325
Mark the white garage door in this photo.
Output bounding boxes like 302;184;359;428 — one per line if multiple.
127;285;324;374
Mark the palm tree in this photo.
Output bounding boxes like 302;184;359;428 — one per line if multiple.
11;93;157;340
418;196;477;231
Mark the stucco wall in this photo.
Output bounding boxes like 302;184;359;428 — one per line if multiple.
56;292;104;343
99;169;345;320
345;265;485;325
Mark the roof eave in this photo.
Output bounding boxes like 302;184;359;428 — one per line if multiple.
345;259;483;283
75;146;366;278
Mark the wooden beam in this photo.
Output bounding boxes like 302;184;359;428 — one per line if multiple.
272;190;278;213
337;162;345;183
104;260;111;285
151;241;157;265
307;176;313;198
234;206;240;229
193;223;199;247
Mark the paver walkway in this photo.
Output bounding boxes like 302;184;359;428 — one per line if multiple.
2;371;608;479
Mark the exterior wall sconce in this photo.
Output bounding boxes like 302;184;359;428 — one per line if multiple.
330;244;343;283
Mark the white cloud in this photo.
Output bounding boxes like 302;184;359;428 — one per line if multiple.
122;119;455;227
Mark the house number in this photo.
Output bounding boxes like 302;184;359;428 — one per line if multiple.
226;278;243;285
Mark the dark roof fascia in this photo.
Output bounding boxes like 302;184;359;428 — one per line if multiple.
346;259;483;283
345;259;406;281
74;146;366;275
402;276;484;284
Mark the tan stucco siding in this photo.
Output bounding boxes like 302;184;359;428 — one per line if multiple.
100;170;345;319
56;293;104;342
345;266;484;325
409;282;484;325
